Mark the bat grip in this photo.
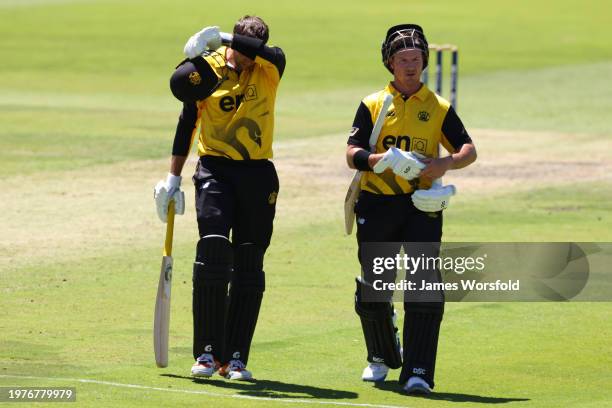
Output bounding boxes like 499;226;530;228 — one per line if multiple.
164;201;176;257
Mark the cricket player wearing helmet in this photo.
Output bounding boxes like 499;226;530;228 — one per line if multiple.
154;15;285;380
346;24;476;394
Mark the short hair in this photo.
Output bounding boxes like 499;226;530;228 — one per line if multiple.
233;15;269;44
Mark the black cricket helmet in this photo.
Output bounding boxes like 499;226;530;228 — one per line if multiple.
381;24;429;73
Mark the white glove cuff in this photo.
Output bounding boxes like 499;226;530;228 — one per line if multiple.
220;32;233;45
166;173;182;189
445;185;457;196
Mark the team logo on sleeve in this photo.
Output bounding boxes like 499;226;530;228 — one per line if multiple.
349;127;359;136
418;111;430;122
189;72;202;85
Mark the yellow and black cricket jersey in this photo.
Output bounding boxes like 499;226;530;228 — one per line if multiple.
171;35;285;160
347;83;472;195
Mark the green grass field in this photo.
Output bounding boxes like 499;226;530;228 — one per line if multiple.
1;0;611;407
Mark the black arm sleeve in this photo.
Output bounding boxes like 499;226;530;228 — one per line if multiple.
169;58;218;103
347;102;374;150
441;106;472;151
231;34;286;78
172;102;198;156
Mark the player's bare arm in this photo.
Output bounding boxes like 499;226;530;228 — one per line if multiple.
420;142;477;179
169;155;188;177
346;145;384;170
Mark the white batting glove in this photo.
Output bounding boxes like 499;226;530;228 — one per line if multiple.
154;173;185;222
412;182;456;212
373;147;426;180
183;26;222;59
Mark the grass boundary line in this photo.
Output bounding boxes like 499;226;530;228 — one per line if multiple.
0;374;411;408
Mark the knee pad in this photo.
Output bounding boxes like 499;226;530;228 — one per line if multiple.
355;278;402;369
194;235;233;281
232;243;265;291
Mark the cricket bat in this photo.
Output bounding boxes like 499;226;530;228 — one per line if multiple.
154;200;175;368
344;93;394;234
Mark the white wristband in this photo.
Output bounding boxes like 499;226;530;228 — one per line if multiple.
220;32;233;45
166;173;182;189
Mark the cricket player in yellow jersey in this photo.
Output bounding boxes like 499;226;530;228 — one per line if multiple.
153;16;285;380
346;24;477;394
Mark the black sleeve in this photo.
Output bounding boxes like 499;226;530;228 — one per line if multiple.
347;102;373;150
441;106;472;151
169;58;218;103
172;102;198;156
231;34;286;78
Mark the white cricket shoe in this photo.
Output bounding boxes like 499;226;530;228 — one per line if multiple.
219;359;252;380
403;376;432;394
191;353;219;377
361;362;389;382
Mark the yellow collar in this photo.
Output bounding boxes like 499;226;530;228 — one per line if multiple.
386;82;429;102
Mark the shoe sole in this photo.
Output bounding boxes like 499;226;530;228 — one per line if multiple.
225;373;253;381
191;369;216;378
405;385;431;395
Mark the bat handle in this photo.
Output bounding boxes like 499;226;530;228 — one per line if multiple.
164;201;176;257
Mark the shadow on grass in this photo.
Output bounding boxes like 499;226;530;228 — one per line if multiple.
374;382;530;404
162;374;358;400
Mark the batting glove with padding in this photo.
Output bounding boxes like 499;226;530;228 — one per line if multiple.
412;183;456;212
183;26;222;59
373;147;426;180
154;173;185;222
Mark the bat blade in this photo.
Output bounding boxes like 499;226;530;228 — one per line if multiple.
154;201;175;368
154;255;173;367
344;172;362;235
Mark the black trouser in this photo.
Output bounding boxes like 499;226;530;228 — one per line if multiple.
194;156;278;247
355;191;444;388
355;191;443;244
192;156;279;364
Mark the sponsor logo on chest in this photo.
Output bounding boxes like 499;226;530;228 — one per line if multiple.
219;84;258;112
